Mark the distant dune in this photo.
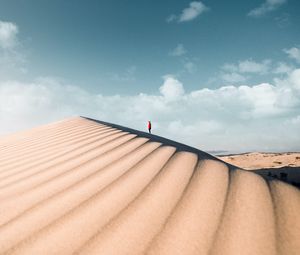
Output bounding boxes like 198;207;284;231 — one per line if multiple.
219;152;300;188
218;152;300;170
0;117;299;254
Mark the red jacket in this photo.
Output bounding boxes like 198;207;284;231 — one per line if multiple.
148;122;151;129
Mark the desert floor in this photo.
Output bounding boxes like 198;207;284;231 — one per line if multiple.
218;152;300;170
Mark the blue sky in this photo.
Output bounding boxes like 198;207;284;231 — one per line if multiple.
0;0;300;152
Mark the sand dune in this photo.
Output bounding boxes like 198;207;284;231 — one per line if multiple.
0;117;299;255
218;152;300;170
218;152;300;188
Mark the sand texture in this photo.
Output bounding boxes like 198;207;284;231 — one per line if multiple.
0;116;299;255
219;152;300;170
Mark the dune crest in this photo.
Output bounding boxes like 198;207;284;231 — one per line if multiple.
0;117;299;255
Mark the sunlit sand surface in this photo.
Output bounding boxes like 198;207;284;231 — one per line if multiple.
0;117;299;255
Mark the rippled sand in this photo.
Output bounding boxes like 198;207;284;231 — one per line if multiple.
0;117;299;255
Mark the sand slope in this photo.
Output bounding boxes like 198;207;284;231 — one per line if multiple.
0;117;299;255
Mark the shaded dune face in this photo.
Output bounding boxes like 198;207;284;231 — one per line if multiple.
0;117;299;255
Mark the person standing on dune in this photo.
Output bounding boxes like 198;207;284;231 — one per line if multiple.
147;121;151;134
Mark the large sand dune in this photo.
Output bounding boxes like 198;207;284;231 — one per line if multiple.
0;117;299;255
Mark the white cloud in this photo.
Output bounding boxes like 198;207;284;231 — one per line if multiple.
284;68;300;90
238;59;271;74
222;58;296;80
221;72;247;83
248;0;287;17
220;59;271;83
1;69;300;152
273;62;293;74
0;20;26;81
179;1;209;22
169;44;187;57
167;1;209;23
222;59;271;74
221;63;238;73
284;47;300;63
159;75;185;101
0;20;18;49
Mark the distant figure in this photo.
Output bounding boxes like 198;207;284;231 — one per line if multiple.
147;121;151;134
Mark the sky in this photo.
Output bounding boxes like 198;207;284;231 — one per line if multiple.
0;0;300;153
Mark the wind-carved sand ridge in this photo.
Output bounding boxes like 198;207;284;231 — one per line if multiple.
0;117;299;255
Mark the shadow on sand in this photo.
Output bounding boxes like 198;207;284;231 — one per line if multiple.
253;166;300;188
84;117;219;161
84;116;300;189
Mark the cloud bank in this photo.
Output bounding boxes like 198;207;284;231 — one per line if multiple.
1;70;300;152
0;19;299;153
222;59;271;74
221;59;272;84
